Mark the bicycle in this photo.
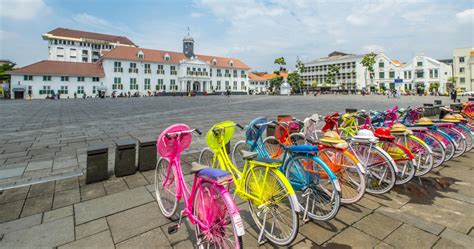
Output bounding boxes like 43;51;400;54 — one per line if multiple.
439;109;473;152
198;121;299;246
232;116;341;222
154;124;244;248
320;113;398;194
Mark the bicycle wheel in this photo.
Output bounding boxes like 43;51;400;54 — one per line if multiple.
263;136;284;160
231;140;251;172
430;130;455;162
318;148;365;204
349;143;396;194
290;133;305;145
416;132;446;168
284;155;340;221
245;166;299;246
193;182;243;249
379;141;415;185
453;126;473;151
154;158;178;218
402;135;433;176
199;147;218;169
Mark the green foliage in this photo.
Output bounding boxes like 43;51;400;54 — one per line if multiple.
311;80;318;88
0;62;16;82
429;82;440;92
325;64;340;85
270;76;284;92
360;52;376;72
274;57;287;72
287;71;304;93
295;60;305;74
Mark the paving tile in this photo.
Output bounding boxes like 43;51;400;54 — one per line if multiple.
80;182;106;201
25;160;53;172
439;227;474;248
103;177;129;195
334;205;372;226
21;194;53;217
141;170;155;184
376;206;445;235
58;230;114;249
365;190;411;209
160;221;196;248
124;173;149;189
28;181;55;198
299;218;348;245
0;167;25;180
356;196;381;210
116;227;172;249
374;241;395;249
326;227;380;248
53;188;81;209
384;224;439;249
53;158;78;170
0;213;42;235
1;216;74;248
74;186;154;224
43;205;73;223
353;212;403;240
75;218;109;240
433;238;465;249
55;177;79;192
0;186;29;204
0;200;24;223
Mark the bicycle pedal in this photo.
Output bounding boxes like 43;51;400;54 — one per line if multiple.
168;224;179;234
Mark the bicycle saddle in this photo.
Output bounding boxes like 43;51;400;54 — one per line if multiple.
241;150;258;160
288;144;319;153
190;162;210;174
197;167;232;182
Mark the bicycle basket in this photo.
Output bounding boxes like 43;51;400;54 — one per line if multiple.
275;116;293;140
206;120;235;150
303;115;319;140
246;117;267;143
157;124;192;158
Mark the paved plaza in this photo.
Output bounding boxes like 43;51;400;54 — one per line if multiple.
0;95;473;248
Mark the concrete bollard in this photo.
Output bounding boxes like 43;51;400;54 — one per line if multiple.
115;138;137;177
86;144;109;184
138;138;156;172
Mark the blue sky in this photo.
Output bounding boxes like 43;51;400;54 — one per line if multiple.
0;0;473;71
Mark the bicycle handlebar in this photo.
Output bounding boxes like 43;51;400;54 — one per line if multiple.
165;128;200;139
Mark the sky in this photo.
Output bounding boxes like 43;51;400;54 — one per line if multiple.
0;0;473;71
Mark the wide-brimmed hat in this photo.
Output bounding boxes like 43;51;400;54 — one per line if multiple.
390;123;408;132
374;128;395;139
320;131;347;148
353;129;376;140
415;117;434;126
441;114;461;123
453;114;466;121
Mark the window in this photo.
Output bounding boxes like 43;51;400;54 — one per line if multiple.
28;86;32;95
113;77;123;90
233;70;238;78
225;81;230;90
157;65;165;74
225;69;230;77
233;81;237;90
416;70;424;78
114;62;123;72
459;57;465;63
43;76;51;81
58;86;68;94
77;86;84;94
144;78;151;90
144;64;151;74
460;77;465;83
129;78;138;90
170;66;177;75
417;61;423;67
434;69;438;78
77;77;85;82
39;85;51;95
241;70;246;78
404;71;412;79
61;76;69;81
92;77;100;82
429;69;433;78
93;86;97;94
170;79;177;91
82;57;88;63
24;75;33;81
378;61;384;68
217;69;222;77
379;72;385;79
389;71;395;79
156;79;164;90
460;67;465;73
241;81;245;91
217;81;221;90
129;63;138;73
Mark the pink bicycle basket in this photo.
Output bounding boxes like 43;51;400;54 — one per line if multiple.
157;124;193;158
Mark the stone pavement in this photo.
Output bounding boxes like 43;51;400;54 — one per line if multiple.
0;150;473;248
0;95;465;189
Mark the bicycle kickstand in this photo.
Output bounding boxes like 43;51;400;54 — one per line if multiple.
302;189;312;223
257;204;269;245
168;211;185;235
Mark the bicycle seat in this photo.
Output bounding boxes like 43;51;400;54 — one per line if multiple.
197;167;232;182
190;162;210;174
288;144;319;153
241;150;258;160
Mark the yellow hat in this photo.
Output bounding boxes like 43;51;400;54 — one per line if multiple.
453;114;466;121
415;117;434;126
320;131;347;148
442;114;461;123
390;123;408;132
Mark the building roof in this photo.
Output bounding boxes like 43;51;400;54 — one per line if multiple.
391;59;401;66
44;28;136;46
305;51;364;64
261;71;288;80
8;60;105;77
101;46;251;69
249;72;266;81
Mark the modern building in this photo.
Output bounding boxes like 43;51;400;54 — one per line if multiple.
301;51;365;92
453;47;474;92
42;28;137;63
9;31;251;99
401;53;452;93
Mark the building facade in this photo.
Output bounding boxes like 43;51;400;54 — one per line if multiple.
372;53;404;91
42;28;137;63
453;47;474;92
248;72;288;94
9;32;251;99
301;51;365;92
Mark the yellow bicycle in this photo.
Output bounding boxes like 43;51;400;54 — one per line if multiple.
198;121;299;246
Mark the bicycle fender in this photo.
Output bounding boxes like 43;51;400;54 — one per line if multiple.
408;135;433;154
219;185;246;236
343;150;366;174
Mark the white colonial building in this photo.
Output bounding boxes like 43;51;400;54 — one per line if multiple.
301;51;365;92
42;28;137;63
372;53;404;91
9;31;251;99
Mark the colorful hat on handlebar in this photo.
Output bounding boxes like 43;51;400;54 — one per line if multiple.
320;131;348;149
415;117;435;126
441;114;461;123
374;128;395;139
453;114;466;121
353;129;377;140
390;123;409;133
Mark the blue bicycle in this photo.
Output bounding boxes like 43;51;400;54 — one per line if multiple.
231;117;341;222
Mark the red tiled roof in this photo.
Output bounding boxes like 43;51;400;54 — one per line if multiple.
101;46;251;69
249;72;265;81
8;60;105;77
46;28;136;46
262;71;288;80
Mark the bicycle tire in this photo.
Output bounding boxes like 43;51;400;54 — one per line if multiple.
430;130;455;162
318;148;365;203
231;140;251;172
378;141;416;185
349;143;396;194
245;166;299;246
403;135;433;176
199;147;218;169
193;181;243;249
263;136;284;160
419;132;446;168
154;158;179;219
284;155;340;221
453;126;473;151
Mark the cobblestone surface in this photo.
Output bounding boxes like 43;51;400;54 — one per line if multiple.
0;95;472;248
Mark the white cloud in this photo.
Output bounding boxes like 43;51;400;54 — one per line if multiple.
190;12;204;18
363;44;385;53
456;9;474;23
0;0;49;20
72;13;111;28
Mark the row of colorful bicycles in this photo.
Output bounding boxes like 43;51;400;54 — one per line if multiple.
153;101;474;248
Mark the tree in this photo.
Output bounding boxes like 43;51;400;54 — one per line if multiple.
269;76;284;93
311;80;318;90
429;82;440;92
360;52;376;89
274;57;287;72
287;71;304;93
325;64;340;85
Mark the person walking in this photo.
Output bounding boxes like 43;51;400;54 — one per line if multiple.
450;89;456;102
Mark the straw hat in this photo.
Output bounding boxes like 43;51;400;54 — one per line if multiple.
390;123;408;132
415;117;434;126
453;114;466;121
320;131;346;144
441;114;461;123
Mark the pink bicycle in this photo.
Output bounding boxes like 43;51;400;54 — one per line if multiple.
154;124;244;248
